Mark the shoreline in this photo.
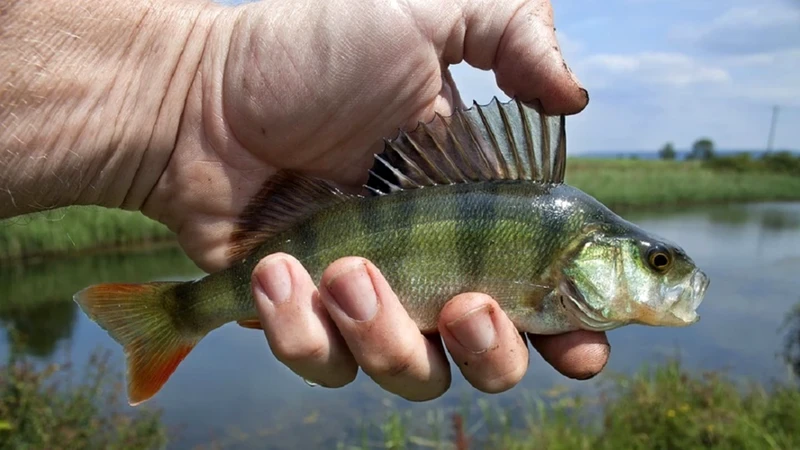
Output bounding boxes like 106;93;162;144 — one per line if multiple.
4;197;798;267
2;158;800;265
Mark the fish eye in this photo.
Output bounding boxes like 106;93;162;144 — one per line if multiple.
646;246;673;272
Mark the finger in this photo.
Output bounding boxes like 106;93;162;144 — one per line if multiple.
251;253;358;388
439;293;529;393
318;257;452;401
440;0;589;115
429;66;468;119
528;330;611;380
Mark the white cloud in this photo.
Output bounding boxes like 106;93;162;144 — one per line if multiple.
671;4;800;55
709;5;799;29
579;52;731;88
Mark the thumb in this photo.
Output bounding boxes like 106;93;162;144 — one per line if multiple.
440;0;588;115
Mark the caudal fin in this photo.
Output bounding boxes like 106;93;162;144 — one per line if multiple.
74;282;199;406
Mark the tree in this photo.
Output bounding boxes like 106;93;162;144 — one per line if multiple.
658;142;677;160
688;138;715;161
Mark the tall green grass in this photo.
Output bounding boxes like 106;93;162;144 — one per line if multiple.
2;159;800;262
567;159;800;210
1;337;167;450
0;206;174;263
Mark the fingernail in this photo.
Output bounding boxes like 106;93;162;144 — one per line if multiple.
446;305;497;354
326;262;378;321
254;257;292;305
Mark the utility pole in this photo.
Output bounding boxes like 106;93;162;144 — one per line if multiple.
766;105;779;153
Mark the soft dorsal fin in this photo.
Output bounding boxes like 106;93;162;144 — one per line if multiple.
367;97;566;194
227;171;355;262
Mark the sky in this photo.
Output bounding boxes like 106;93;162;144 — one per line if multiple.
450;0;800;153
220;0;799;153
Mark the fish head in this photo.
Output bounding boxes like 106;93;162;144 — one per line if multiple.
559;223;709;331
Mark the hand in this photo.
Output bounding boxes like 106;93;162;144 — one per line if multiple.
3;0;607;400
140;0;607;399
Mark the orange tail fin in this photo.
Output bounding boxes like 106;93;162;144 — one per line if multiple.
74;282;201;406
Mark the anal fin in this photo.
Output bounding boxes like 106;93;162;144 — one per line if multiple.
237;319;264;330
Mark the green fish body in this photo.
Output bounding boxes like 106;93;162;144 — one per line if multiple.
75;98;709;405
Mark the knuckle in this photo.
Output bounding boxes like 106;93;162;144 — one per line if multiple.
365;346;418;379
272;338;329;365
478;360;527;394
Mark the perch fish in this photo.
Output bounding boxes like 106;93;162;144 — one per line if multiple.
74;98;710;406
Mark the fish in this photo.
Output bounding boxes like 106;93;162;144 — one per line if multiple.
73;97;710;406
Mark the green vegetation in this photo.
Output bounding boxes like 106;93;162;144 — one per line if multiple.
703;151;800;176
566;158;800;210
658;142;676;160
687;138;716;161
0;335;167;450
339;360;800;450
0;206;174;263
2;156;800;263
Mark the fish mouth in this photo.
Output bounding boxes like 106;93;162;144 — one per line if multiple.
665;269;709;325
558;279;619;332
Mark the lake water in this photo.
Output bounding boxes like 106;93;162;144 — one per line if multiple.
2;202;800;449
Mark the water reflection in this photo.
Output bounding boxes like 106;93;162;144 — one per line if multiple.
0;248;201;358
0;300;76;357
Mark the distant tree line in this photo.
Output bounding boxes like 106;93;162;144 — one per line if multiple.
657;138;800;176
658;138;715;161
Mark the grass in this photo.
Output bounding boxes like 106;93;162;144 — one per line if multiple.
2;158;800;263
0;334;167;450
337;360;800;450
0;206;174;264
566;158;800;210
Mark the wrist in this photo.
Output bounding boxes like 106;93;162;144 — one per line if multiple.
0;0;223;217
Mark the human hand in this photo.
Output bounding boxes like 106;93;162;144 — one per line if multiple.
136;0;606;399
1;0;608;401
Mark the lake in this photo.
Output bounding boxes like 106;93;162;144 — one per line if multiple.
2;202;800;449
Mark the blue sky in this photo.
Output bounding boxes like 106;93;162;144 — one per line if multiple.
451;0;800;153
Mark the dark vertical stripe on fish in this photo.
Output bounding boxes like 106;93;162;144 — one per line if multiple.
359;193;417;276
456;182;498;286
295;221;318;267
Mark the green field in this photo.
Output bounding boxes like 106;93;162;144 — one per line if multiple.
2;158;800;263
566;158;800;209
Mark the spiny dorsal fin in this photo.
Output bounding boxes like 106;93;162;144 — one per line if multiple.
227;171;355;262
367;97;566;194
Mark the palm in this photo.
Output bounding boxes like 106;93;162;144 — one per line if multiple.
150;1;459;272
144;0;587;273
